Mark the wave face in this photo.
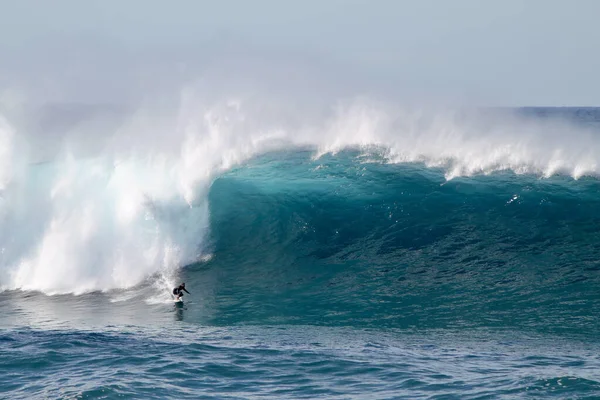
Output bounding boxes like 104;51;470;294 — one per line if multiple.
203;148;600;335
1;101;600;323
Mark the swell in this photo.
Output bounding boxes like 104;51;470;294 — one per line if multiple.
4;327;600;399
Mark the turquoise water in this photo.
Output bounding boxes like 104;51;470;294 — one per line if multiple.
2;108;600;398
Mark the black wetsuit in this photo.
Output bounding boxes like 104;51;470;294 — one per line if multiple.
173;286;189;297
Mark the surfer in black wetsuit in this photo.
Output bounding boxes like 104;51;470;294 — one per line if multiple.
172;283;190;300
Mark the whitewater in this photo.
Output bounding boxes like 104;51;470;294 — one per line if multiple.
1;90;600;398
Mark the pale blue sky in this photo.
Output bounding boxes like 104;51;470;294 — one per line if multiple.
1;0;598;106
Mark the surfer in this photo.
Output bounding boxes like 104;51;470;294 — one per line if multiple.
172;283;190;300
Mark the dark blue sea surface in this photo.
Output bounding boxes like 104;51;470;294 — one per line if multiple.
1;107;600;398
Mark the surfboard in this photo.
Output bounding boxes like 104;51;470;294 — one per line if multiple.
174;297;183;304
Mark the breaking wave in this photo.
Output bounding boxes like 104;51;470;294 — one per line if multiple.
1;86;599;295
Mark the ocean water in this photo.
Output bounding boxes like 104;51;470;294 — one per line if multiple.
1;105;600;399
